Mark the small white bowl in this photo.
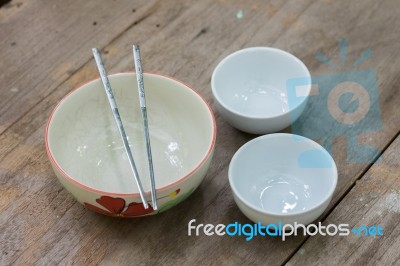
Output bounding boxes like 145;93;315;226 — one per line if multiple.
229;133;337;225
46;73;216;217
211;47;311;134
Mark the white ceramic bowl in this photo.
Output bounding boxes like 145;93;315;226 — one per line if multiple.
46;73;216;217
211;47;311;134
229;133;337;225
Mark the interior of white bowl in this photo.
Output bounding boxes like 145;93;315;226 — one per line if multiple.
229;134;337;216
47;73;215;194
212;47;310;118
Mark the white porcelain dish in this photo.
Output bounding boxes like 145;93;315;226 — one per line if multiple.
46;73;216;216
229;133;337;225
211;47;311;134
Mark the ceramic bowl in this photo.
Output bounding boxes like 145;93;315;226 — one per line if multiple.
46;73;216;217
211;47;311;134
229;133;337;225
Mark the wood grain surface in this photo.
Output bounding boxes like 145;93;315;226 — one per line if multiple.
0;0;399;265
287;135;400;266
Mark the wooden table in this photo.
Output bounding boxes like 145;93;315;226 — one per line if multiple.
1;0;399;265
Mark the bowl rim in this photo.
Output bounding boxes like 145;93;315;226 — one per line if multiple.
228;133;338;217
45;72;217;197
211;46;311;120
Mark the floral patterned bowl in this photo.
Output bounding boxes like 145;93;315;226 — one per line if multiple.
45;73;216;217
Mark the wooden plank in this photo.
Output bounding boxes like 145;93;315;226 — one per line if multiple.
0;0;400;265
0;0;161;134
286;133;400;266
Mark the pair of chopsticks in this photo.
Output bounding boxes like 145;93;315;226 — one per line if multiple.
92;45;157;211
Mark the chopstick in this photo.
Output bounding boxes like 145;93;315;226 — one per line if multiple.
132;45;158;210
92;48;149;209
